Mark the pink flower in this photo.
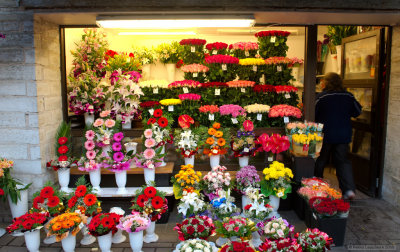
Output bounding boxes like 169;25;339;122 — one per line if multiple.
230;42;258;51
105;119;115;128
199;105;219;114
234;226;240;232
112;142;122;151
85;130;95;140
226;80;255;88
219;104;246;117
205;55;239;64
86;150;96;160
113;152;124;162
143;148;155;160
113;132;124;142
144;129;153;139
85;140;95;150
93;119;104;127
145;138;156;148
100;110;111;117
168;80;202;88
269;104;302;118
178;93;201;101
181;64;209;73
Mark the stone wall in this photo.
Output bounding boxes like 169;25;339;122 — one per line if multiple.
382;26;400;207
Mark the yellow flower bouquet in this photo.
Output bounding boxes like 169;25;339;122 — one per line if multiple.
171;164;202;199
237;58;266;82
291;133;323;157
260;161;293;199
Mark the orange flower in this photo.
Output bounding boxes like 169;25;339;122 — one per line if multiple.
71;216;81;223
214;131;223;138
217;138;226;147
203;149;210;155
206;137;215;145
208;128;216;135
52;222;62;231
213;122;221;129
62;220;75;229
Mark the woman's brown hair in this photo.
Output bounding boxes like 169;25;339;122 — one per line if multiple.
323;72;345;92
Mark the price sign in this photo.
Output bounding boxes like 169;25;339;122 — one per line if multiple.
183;87;189;93
277;66;282;72
298;130;304;135
257;113;262;121
222;64;227;71
241;88;246;93
148;109;154;116
191;46;195;52
245;50;250;57
153;88;159;94
231;118;238;124
209;113;215;121
285;93;291;99
212;50;217;55
303;144;309;151
253;65;257;72
193;72;198;77
268;156;273;162
215;89;220;96
284;117;289;123
318;123;324;130
244;148;249;153
270;36;276;43
168;105;174;112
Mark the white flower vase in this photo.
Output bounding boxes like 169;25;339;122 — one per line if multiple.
81;216;96;245
160;145;167;167
0;228;5;238
122;118;132;129
144;221;158;243
97;232;113;252
238;156;249;168
142;64;151;80
115;170;127;194
251;230;263;248
89;169;101;193
210;155;220;169
125;142;138;155
268;195;281;218
129;230;144;252
241;195;251;210
24;229;41;252
216;237;229;247
184;156;195;166
102;145;111;157
58;168;71;193
165;63;176;83
112;229;126;243
84;112;94;126
8;184;28;218
143;168;155;186
61;233;76;252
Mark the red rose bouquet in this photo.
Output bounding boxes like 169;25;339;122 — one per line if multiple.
31;184;65;217
255;30;291;58
258;237;301;252
88;212;121;236
130;185;168;221
296;228;333;252
6;212;49;234
309;197;350;218
46;121;74;171
205;55;239;82
173;215;215;241
67;177;101;216
180;38;206;64
206;42;229;55
220;241;257;252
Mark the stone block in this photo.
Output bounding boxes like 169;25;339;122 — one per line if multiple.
29;145;41;159
12;159;42;174
26;80;37;96
28;113;38;127
0;96;37;112
0;32;34;48
0;80;26;95
24;48;35;64
0;112;25;127
0;144;28;159
0;64;35;81
43;96;61;111
0;48;24;63
0;21;19;32
0;128;39;144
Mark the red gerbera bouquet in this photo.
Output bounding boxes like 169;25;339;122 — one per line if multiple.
31;183;65;217
173;215;216;241
46;121;75;171
88;212;121;237
66;176;101;216
220;241;256;252
6;212;49;234
130;185;168;221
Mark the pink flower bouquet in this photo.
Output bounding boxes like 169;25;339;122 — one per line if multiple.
230;42;259;58
256;133;290;155
77;129;102;172
102;132;132;172
226;80;255;88
269;104;302;118
219;104;246;127
116;213;150;233
205;55;239;82
181;64;209;83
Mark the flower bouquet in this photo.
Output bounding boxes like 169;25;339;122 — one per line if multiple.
258;237;301;252
88;212;121;236
180;38;207;64
174;215;216;241
230;42;259;59
232;120;257;164
226;80;256;106
261;161;293;199
104;50;141;73
134;128;164;171
301;177;329;187
130;185;168;222
46;212;87;241
102;131;131;172
202;123;230;162
274;85;299;106
296;228;333;252
202;165;231;200
117;213;151;233
46;121;74;171
256;134;290;161
215;216;256;239
7;212;49;234
257;217;294;240
159;98;182;121
264;57;295;85
181;63;209;83
178;93;202;119
174;239;218;252
237;58;266;83
220;241;257;252
77;128;102;182
140;100;162;122
139;80;170;102
0;157;30;205
132;46;156;65
168;80;202;97
255;30;291;58
174;115;203;162
268;104;302;127
199;82;229;105
235;166;260;195
219;104;246;127
244;104;271;127
243;194;273;222
291;133;323;157
31;184;65;217
208;191;240;220
171;164;202;199
309;197;350;218
67;177;101;216
205;55;239;82
177;191;208;218
198;105;220;127
92;110;121;150
206;42;229;55
155;41;182;64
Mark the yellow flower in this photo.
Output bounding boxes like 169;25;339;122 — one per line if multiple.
160;99;182;106
239;58;266;66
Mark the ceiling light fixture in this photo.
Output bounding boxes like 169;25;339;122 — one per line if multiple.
118;31;197;36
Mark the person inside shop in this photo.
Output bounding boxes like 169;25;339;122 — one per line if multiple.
315;72;362;200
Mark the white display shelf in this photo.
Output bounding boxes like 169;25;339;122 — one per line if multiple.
67;186;173;197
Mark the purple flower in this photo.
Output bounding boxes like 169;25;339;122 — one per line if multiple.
113;132;124;142
112;142;122;151
113;152;124;162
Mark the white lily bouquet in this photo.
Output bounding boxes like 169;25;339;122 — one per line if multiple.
208;190;240;220
174;127;203;158
242;188;273;222
177;191;208;218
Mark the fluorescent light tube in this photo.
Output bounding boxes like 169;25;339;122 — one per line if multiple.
118;31;197;35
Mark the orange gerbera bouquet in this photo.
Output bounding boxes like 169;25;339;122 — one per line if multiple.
202;122;230;156
46;212;87;241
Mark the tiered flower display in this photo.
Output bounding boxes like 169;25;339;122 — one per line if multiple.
6;212;49;234
237;58;266;82
177;191;208;218
203;122;230;157
171;164;202;199
205;55;239;82
174;215;215;241
88;212;121;236
264;57;295;85
181;63;209;83
255;30;291;58
261;161;293;199
180;38;207;64
67;179;101;216
215;216;256;239
231;120;257;158
296;228;333;252
230;42;259;58
206;42;229;55
131;186;168;221
46;212;87;241
31;184;65;216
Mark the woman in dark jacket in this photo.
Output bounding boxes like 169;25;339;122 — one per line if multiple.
315;72;362;200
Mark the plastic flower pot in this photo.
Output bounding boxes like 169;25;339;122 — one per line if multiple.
268;195;281;218
241;195;251;210
8;184;28;218
58;168;71;193
160;145;167;167
24;229;41;252
184;156;195;166
97;232;113;252
122;118;132;129
238;156;249;167
129;230;144;252
143;221;158;243
310;214;347;247
89;169;101;193
143;168;155;186
112;229;126;243
84;112;94;126
81;216;96;245
61;233;76;252
115;170;127;194
209;154;220;169
165;63;176;83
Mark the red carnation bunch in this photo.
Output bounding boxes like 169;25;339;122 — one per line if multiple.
67;179;101;216
220;241;256;252
88;212;121;237
255;30;291;37
131;185;168;221
179;39;207;46
140;101;161;109
205;55;239;64
173;215;215;241
6;212;49;233
31;185;64;217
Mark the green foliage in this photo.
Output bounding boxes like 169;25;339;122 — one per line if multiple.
264;64;294;86
155;41;182;64
205;64;237;82
183;72;207;83
231;49;258;59
236;65;265;83
327;25;358;46
257;36;289;58
132;46;156;65
0;168;31;204
181;45;205;64
104;53;141;72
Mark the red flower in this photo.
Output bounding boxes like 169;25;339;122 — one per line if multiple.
22;219;35;230
58;137;68;145
58;155;68;162
144;187;157;198
75;185;87;197
151;196;164;209
232;241;246;251
68;196;78;208
0;188;4;196
176;59;184;68
147;118;156;125
158;117;168;128
136;194;148;208
33;196;44;209
84;194;97;206
244;204;252;211
129;53;134;58
186;225;195;235
101;216;115;229
191;218;200;225
47;196;60;208
197;224;205;233
58;145;68;154
40;186;54;198
90;216;101;228
178;114;194;129
153;109;163;118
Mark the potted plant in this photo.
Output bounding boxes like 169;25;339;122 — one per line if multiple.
171;164;202;200
174;238;218;252
173;215;215;241
177;191;208;218
231;120;257;167
296;228;333;252
226;80;256;107
268;104;302;127
88;212;122;252
198;104;220;128
6;212;49;252
117;213;151;252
